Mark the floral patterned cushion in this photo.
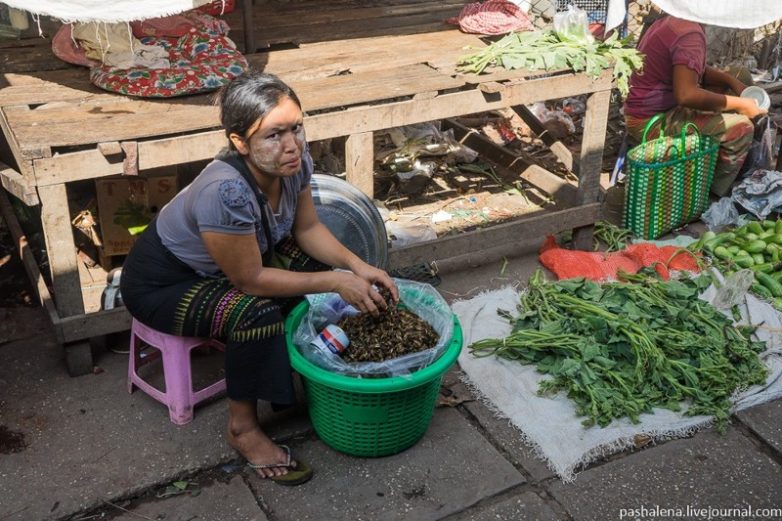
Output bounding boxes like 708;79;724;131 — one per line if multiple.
90;28;248;98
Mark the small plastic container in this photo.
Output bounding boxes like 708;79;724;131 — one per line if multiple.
741;86;771;110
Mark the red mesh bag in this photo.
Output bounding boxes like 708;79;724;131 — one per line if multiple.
447;0;534;35
539;236;700;281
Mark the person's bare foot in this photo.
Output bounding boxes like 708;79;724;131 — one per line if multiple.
227;420;293;479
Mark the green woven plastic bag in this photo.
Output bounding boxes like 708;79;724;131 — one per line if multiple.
623;114;719;240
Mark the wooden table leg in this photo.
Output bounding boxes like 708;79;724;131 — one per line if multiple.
573;89;611;250
345;132;374;198
241;0;255;54
37;184;85;318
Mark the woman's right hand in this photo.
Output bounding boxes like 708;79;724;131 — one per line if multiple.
734;96;768;119
333;272;387;317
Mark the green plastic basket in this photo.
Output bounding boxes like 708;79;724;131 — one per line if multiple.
623;114;719;240
284;301;463;457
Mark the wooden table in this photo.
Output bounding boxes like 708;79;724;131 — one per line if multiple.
0;23;610;375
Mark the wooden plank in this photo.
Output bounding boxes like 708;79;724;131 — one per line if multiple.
0;186;61;341
388;203;601;268
31;71;612;183
57;307;132;344
512;104;574;171
0;39;70;73
37;184;85;318
345;132;374;198
8;99;220;152
305;70;614;140
255;30;484;80
7;64;462;151
575;90;611;206
573;90;611;250
238;0;465;47
0;107;35;177
0;161;39;205
0;78;109;108
33;130;227;185
292;63;465;112
442;119;577;206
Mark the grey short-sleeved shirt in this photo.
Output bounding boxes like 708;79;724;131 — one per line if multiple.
156;150;313;276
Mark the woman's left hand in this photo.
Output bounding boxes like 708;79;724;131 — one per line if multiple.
351;263;399;303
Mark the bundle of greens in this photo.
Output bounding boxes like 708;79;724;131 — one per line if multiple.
593;220;634;252
457;31;643;96
469;269;768;430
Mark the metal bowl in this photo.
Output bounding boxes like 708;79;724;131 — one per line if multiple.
311;174;389;269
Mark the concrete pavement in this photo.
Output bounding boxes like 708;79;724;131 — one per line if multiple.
1;251;781;521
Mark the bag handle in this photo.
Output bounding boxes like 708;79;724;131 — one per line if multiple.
640;113;667;144
679;122;704;150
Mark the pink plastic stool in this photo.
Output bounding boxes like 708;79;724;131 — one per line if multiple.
128;318;226;425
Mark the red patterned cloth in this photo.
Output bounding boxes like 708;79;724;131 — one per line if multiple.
90;30;247;98
447;0;534;35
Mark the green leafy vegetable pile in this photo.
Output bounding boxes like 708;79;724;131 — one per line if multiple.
469;269;768;430
457;31;643;96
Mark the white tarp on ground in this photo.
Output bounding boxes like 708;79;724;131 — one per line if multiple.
454;282;782;482
1;0;215;23
606;0;782;32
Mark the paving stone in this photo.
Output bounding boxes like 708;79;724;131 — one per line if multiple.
112;476;267;521
549;427;782;521
451;491;565;521
250;407;525;521
442;368;554;482
736;398;782;455
0;321;309;521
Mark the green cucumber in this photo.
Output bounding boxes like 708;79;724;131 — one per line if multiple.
734;256;755;268
752;263;775;274
744;240;768;254
753;253;767;265
713;246;733;260
704;233;735;251
751;282;773;299
756;272;782;297
763;220;777;230
748;221;764;235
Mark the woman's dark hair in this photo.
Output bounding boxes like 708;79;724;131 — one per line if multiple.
217;70;302;147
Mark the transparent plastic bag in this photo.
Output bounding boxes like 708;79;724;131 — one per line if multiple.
711;269;754;309
293;278;454;378
701;196;740;231
553;5;594;44
743;117;777;173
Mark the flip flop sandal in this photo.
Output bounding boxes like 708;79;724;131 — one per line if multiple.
246;444;313;486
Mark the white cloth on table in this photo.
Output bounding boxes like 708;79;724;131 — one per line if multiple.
1;0;215;23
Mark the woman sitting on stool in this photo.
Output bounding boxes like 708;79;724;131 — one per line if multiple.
624;11;767;196
120;70;398;485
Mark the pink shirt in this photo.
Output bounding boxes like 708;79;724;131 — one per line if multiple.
624;16;706;119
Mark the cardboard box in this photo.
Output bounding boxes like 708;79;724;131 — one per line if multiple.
95;173;177;256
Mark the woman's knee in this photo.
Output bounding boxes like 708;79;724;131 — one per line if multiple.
229;303;285;343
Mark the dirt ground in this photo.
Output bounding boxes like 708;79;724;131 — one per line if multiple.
0;224;35;308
